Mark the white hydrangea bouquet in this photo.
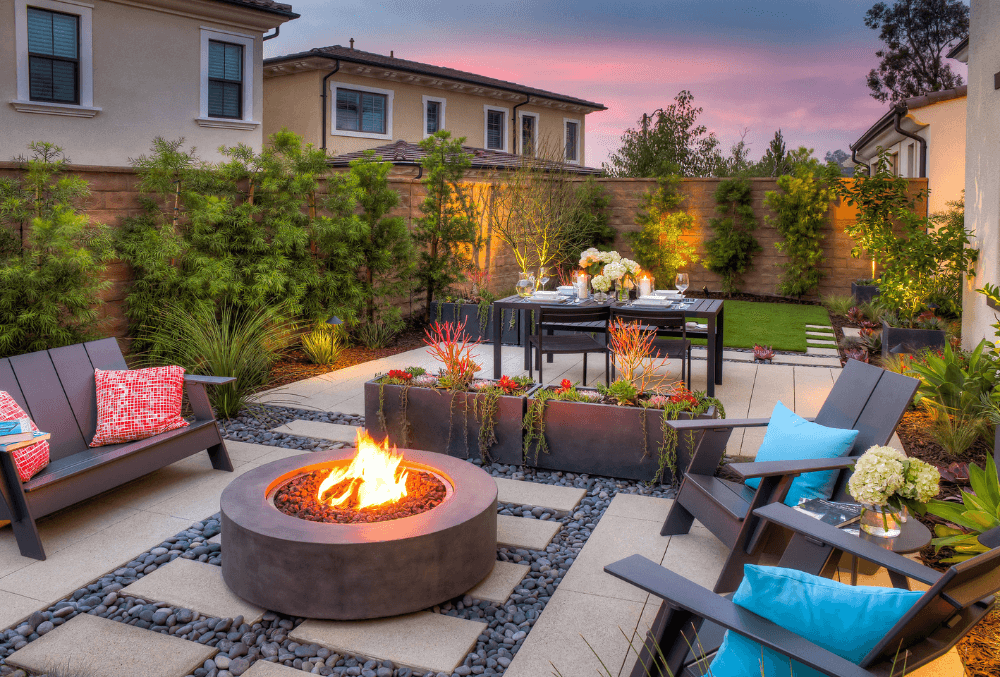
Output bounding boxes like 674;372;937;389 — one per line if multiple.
579;248;640;298
848;445;940;533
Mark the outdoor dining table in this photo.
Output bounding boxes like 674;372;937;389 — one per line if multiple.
490;294;725;396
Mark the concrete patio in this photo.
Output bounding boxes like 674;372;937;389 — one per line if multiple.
0;344;956;677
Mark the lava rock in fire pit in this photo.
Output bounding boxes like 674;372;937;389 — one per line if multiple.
272;468;446;524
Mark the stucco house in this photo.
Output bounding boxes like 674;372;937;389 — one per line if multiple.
262;44;606;166
849;86;966;217
1;0;298;166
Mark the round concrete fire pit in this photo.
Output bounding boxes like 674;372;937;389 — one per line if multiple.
220;448;497;620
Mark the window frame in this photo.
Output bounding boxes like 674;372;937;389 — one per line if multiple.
13;0;98;117
197;27;257;130
206;39;244;120
484;105;509;152
336;87;388;135
422;94;446;139
26;6;81;105
518;111;539;157
329;82;394;140
564;117;581;164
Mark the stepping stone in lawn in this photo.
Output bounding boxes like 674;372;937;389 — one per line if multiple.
6;613;215;677
805;324;834;330
270;420;359;443
291;611;485;675
806;347;840;357
123;558;264;624
497;514;562;551
495;477;585;513
465;561;530;604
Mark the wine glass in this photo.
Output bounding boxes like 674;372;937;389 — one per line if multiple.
675;273;689;296
537;267;551;291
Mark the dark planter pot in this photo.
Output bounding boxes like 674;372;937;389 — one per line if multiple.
524;389;718;483
364;379;531;464
851;283;880;304
430;302;520;345
881;321;946;358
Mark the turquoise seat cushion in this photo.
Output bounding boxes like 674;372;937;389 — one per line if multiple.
708;565;922;676
744;401;859;506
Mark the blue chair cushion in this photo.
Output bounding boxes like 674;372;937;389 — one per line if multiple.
708;565;922;676
744;401;859;506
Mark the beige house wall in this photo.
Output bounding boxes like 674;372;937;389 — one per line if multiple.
263;70;589;163
962;0;1000;349
908;97;966;216
0;0;287;166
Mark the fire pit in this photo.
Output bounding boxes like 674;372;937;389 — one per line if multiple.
220;431;497;620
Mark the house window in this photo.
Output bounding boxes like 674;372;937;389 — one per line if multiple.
485;108;506;150
564;119;580;163
26;7;79;104
520;113;537;156
337;88;387;134
888;152;899;176
207;41;243;119
906;143;915;177
423;96;446;138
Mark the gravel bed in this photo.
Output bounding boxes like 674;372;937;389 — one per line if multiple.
0;405;675;677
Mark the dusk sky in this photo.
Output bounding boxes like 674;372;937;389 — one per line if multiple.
264;0;969;169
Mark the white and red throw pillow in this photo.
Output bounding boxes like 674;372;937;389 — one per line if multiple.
90;366;188;447
0;392;50;482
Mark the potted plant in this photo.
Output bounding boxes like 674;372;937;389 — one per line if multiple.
851;279;881;304
521;319;722;483
364;320;535;463
429;268;520;345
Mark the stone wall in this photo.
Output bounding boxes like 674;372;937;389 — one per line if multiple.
0;162;928;339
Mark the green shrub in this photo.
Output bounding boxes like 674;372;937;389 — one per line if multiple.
925;459;1000;563
821;294;854;317
765;148;840;297
628;176;699;287
703;178;761;294
355;320;397;349
0;142;112;357
301;323;346;365
145;303;295;418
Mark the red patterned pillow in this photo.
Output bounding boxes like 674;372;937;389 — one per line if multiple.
90;366;188;447
0;392;50;482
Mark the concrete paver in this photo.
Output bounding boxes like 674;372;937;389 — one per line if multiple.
271;420;361;443
494;477;585;513
465;561;530;604
0;590;43;634
496;515;562;551
806;347;840;356
6;613;216;677
243;661;303;676
291;612;485;674
123;558;265;624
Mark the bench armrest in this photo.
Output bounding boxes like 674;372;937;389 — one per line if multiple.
669;417;771;432
729;457;857;479
604;555;875;677
184;374;236;386
753;503;942;586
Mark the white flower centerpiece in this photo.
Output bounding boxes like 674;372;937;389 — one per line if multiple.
579;248;641;302
847;445;940;537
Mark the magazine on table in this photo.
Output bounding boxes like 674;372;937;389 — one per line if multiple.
793;498;863;534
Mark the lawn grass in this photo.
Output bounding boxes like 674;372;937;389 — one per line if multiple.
690;300;833;352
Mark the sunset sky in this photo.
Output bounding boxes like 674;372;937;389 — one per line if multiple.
264;0;968;168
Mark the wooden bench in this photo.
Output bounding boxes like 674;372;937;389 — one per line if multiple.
0;338;234;560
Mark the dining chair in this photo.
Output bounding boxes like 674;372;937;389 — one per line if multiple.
528;305;610;386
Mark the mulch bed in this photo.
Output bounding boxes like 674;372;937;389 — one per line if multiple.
273;467;446;524
260;325;427;392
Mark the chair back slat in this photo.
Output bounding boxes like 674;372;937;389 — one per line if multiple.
813;359;882;431
537;305;610;327
862;545;1000;667
7;349;88;460
610;308;687;331
48;343;100;445
0;359;31;415
83;338;128;371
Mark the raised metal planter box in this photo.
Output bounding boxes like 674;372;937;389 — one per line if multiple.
364;379;531;464
881;321;946;358
524;388;718;483
430;301;520;345
851;282;880;304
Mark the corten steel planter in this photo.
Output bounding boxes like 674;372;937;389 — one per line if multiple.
851;283;880;304
430;302;520;345
221;448;497;620
525;388;718;483
881;321;946;359
364;379;533;465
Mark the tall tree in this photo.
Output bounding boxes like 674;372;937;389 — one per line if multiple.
825;149;855;177
864;0;969;104
604;90;723;178
760;130;792;177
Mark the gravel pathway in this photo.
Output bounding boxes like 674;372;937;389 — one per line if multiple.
0;406;675;677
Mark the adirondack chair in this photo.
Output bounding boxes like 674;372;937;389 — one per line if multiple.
605;512;1000;677
0;338;234;560
661;359;919;593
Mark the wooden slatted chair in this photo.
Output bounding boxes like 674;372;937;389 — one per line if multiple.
0;338;234;560
605;516;1000;677
661;359;919;592
528;305;610;386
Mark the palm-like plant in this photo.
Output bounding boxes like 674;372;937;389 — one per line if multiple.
925;459;1000;563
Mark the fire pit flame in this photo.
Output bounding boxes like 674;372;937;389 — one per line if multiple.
315;430;408;510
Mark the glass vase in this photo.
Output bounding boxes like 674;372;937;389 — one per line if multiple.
615;281;630;302
859;503;902;538
592;286;608;303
